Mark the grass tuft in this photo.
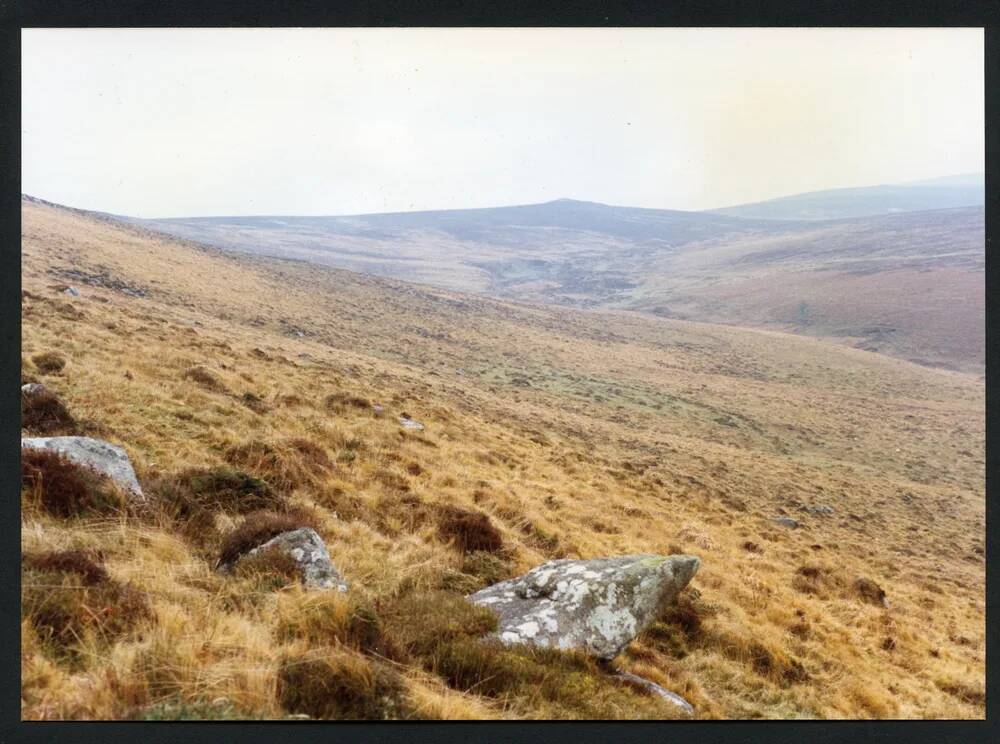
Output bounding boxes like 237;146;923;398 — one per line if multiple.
182;365;226;391
436;506;504;554
277;649;411;720
21;389;78;435
22;550;150;665
224;439;330;493
31;351;66;374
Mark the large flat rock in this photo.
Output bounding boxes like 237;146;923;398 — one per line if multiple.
468;554;700;660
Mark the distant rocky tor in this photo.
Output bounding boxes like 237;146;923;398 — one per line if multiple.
218;527;349;592
469;554;700;660
21;435;145;501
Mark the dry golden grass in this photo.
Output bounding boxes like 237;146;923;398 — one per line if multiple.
20;199;984;719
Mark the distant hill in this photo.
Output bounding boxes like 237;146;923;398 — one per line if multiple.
710;173;984;221
126;191;984;374
141;198;788;245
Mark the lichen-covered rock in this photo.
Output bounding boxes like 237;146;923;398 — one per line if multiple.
21;436;144;501
613;671;694;715
468;554;700;660
222;527;348;591
399;416;424;431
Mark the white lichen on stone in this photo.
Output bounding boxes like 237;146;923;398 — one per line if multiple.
220;527;348;592
468;554;700;660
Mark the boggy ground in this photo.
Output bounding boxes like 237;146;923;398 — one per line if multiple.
20;198;984;719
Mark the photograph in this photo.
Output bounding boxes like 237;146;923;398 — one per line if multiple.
18;27;984;721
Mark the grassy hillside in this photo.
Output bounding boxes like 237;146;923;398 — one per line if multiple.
132;197;985;374
630;207;985;374
711;174;984;221
21;198;984;719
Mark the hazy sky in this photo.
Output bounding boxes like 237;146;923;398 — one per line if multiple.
22;28;984;218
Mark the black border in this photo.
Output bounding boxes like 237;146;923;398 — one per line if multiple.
1;2;996;742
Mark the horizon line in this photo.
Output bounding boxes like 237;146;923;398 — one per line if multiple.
21;170;984;222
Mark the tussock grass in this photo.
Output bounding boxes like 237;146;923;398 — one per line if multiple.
436;505;504;554
22;389;78;435
32;351;66;374
223;439;331;493
277;648;411;720
152;467;282;515
182;365;226;392
22;549;150;665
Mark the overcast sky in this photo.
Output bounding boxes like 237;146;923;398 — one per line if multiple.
22;28;984;218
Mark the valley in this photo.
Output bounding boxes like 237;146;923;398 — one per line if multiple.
130;181;985;375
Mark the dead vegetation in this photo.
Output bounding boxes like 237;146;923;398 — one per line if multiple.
223;439;331;493
22;549;150;665
31;351;67;374
22;389;78;435
436;505;504;554
277;649;411;720
182;365;226;392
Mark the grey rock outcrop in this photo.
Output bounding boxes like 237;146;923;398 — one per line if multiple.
21;383;46;395
220;527;348;591
399;416;425;431
21;436;144;501
613;670;694;715
468;554;700;660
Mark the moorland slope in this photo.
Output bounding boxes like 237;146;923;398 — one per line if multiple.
21;197;984;719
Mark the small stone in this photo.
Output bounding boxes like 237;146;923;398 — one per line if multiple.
220;527;348;591
63;286;80;297
772;516;800;528
399;416;425;431
21;383;46;395
613;671;694;715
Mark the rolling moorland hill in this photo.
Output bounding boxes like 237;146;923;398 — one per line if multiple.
21;196;984;719
710;173;985;221
130;187;985;375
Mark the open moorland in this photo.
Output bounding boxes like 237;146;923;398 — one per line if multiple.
133;191;984;374
21;197;984;719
